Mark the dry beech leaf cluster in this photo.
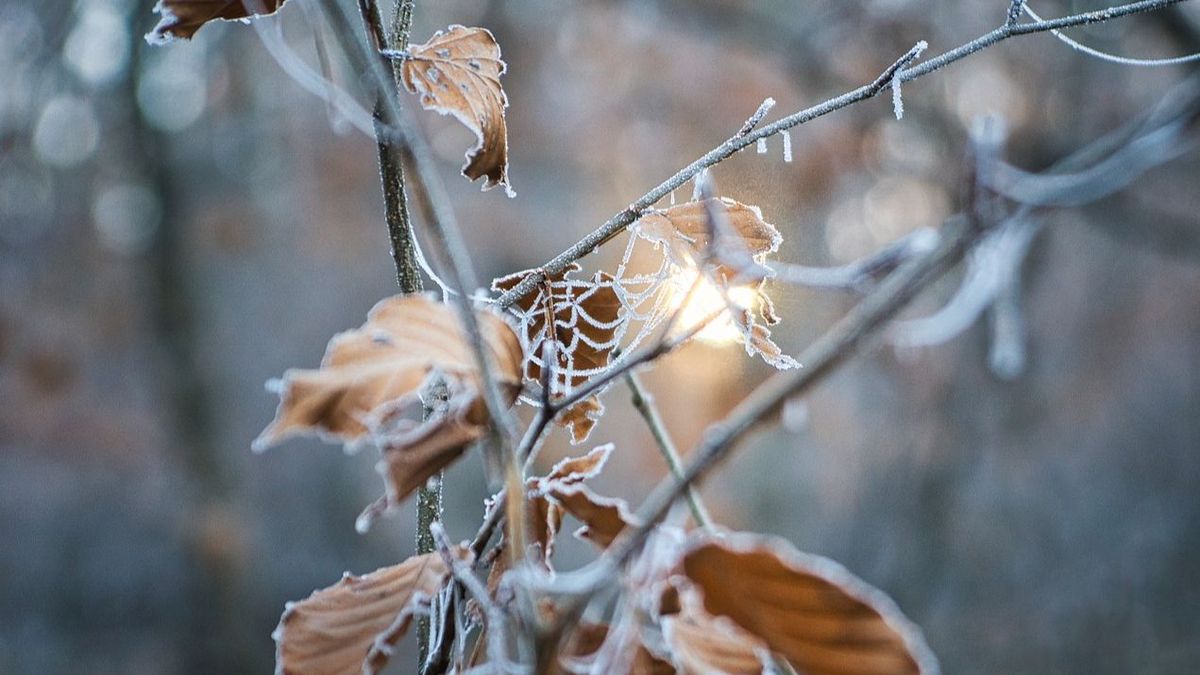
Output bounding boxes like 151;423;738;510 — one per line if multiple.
144;5;941;674
269;444;935;674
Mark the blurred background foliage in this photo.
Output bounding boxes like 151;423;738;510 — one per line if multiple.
2;0;1200;672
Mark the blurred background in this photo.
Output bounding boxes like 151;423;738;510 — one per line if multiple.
3;0;1200;672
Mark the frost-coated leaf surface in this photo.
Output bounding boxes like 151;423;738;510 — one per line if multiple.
255;295;522;522
637;198;782;281
524;444;614;566
401;26;511;191
535;443;613;488
274;549;465;675
557;394;605;445
147;0;286;43
663;607;768;675
635;198;797;370
492;264;624;443
681;534;939;675
255;294;521;449
546;483;638;548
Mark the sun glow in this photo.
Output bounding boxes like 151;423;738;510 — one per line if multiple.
669;273;759;345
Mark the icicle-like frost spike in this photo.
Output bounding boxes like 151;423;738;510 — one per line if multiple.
691;169;710;201
757;138;768;154
782;131;793;163
890;40;927;121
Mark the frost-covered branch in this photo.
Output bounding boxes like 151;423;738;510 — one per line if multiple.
493;0;1193;310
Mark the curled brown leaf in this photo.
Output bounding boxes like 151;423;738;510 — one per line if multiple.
254;295;523;525
637;198;797;369
274;549;467;675
147;0;286;43
535;442;614;489
681;533;939;675
663;605;769;675
255;294;520;449
546;483;639;548
637;198;781;283
401;25;511;191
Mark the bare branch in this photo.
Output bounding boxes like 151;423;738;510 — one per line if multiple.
429;522;509;672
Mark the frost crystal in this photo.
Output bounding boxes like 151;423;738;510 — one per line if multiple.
756;138;768;154
782;131;793;163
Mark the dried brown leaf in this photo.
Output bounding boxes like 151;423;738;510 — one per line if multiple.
558;394;605;445
492;264;622;389
734;311;797;370
663;607;768;675
255;295;522;523
519;444;615;568
372;383;488;508
527;489;563;567
147;0;286;43
637;199;796;370
492;264;623;443
637;198;781;282
256;294;520;448
536;443;614;488
401;25;510;191
681;534;939;675
274;549;467;675
546;483;639;548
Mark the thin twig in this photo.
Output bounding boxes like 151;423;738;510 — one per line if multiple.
429;522;509;673
357;0;422;291
353;2;447;667
1007;0;1027;27
492;0;1190;311
771;228;941;290
624;371;713;529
